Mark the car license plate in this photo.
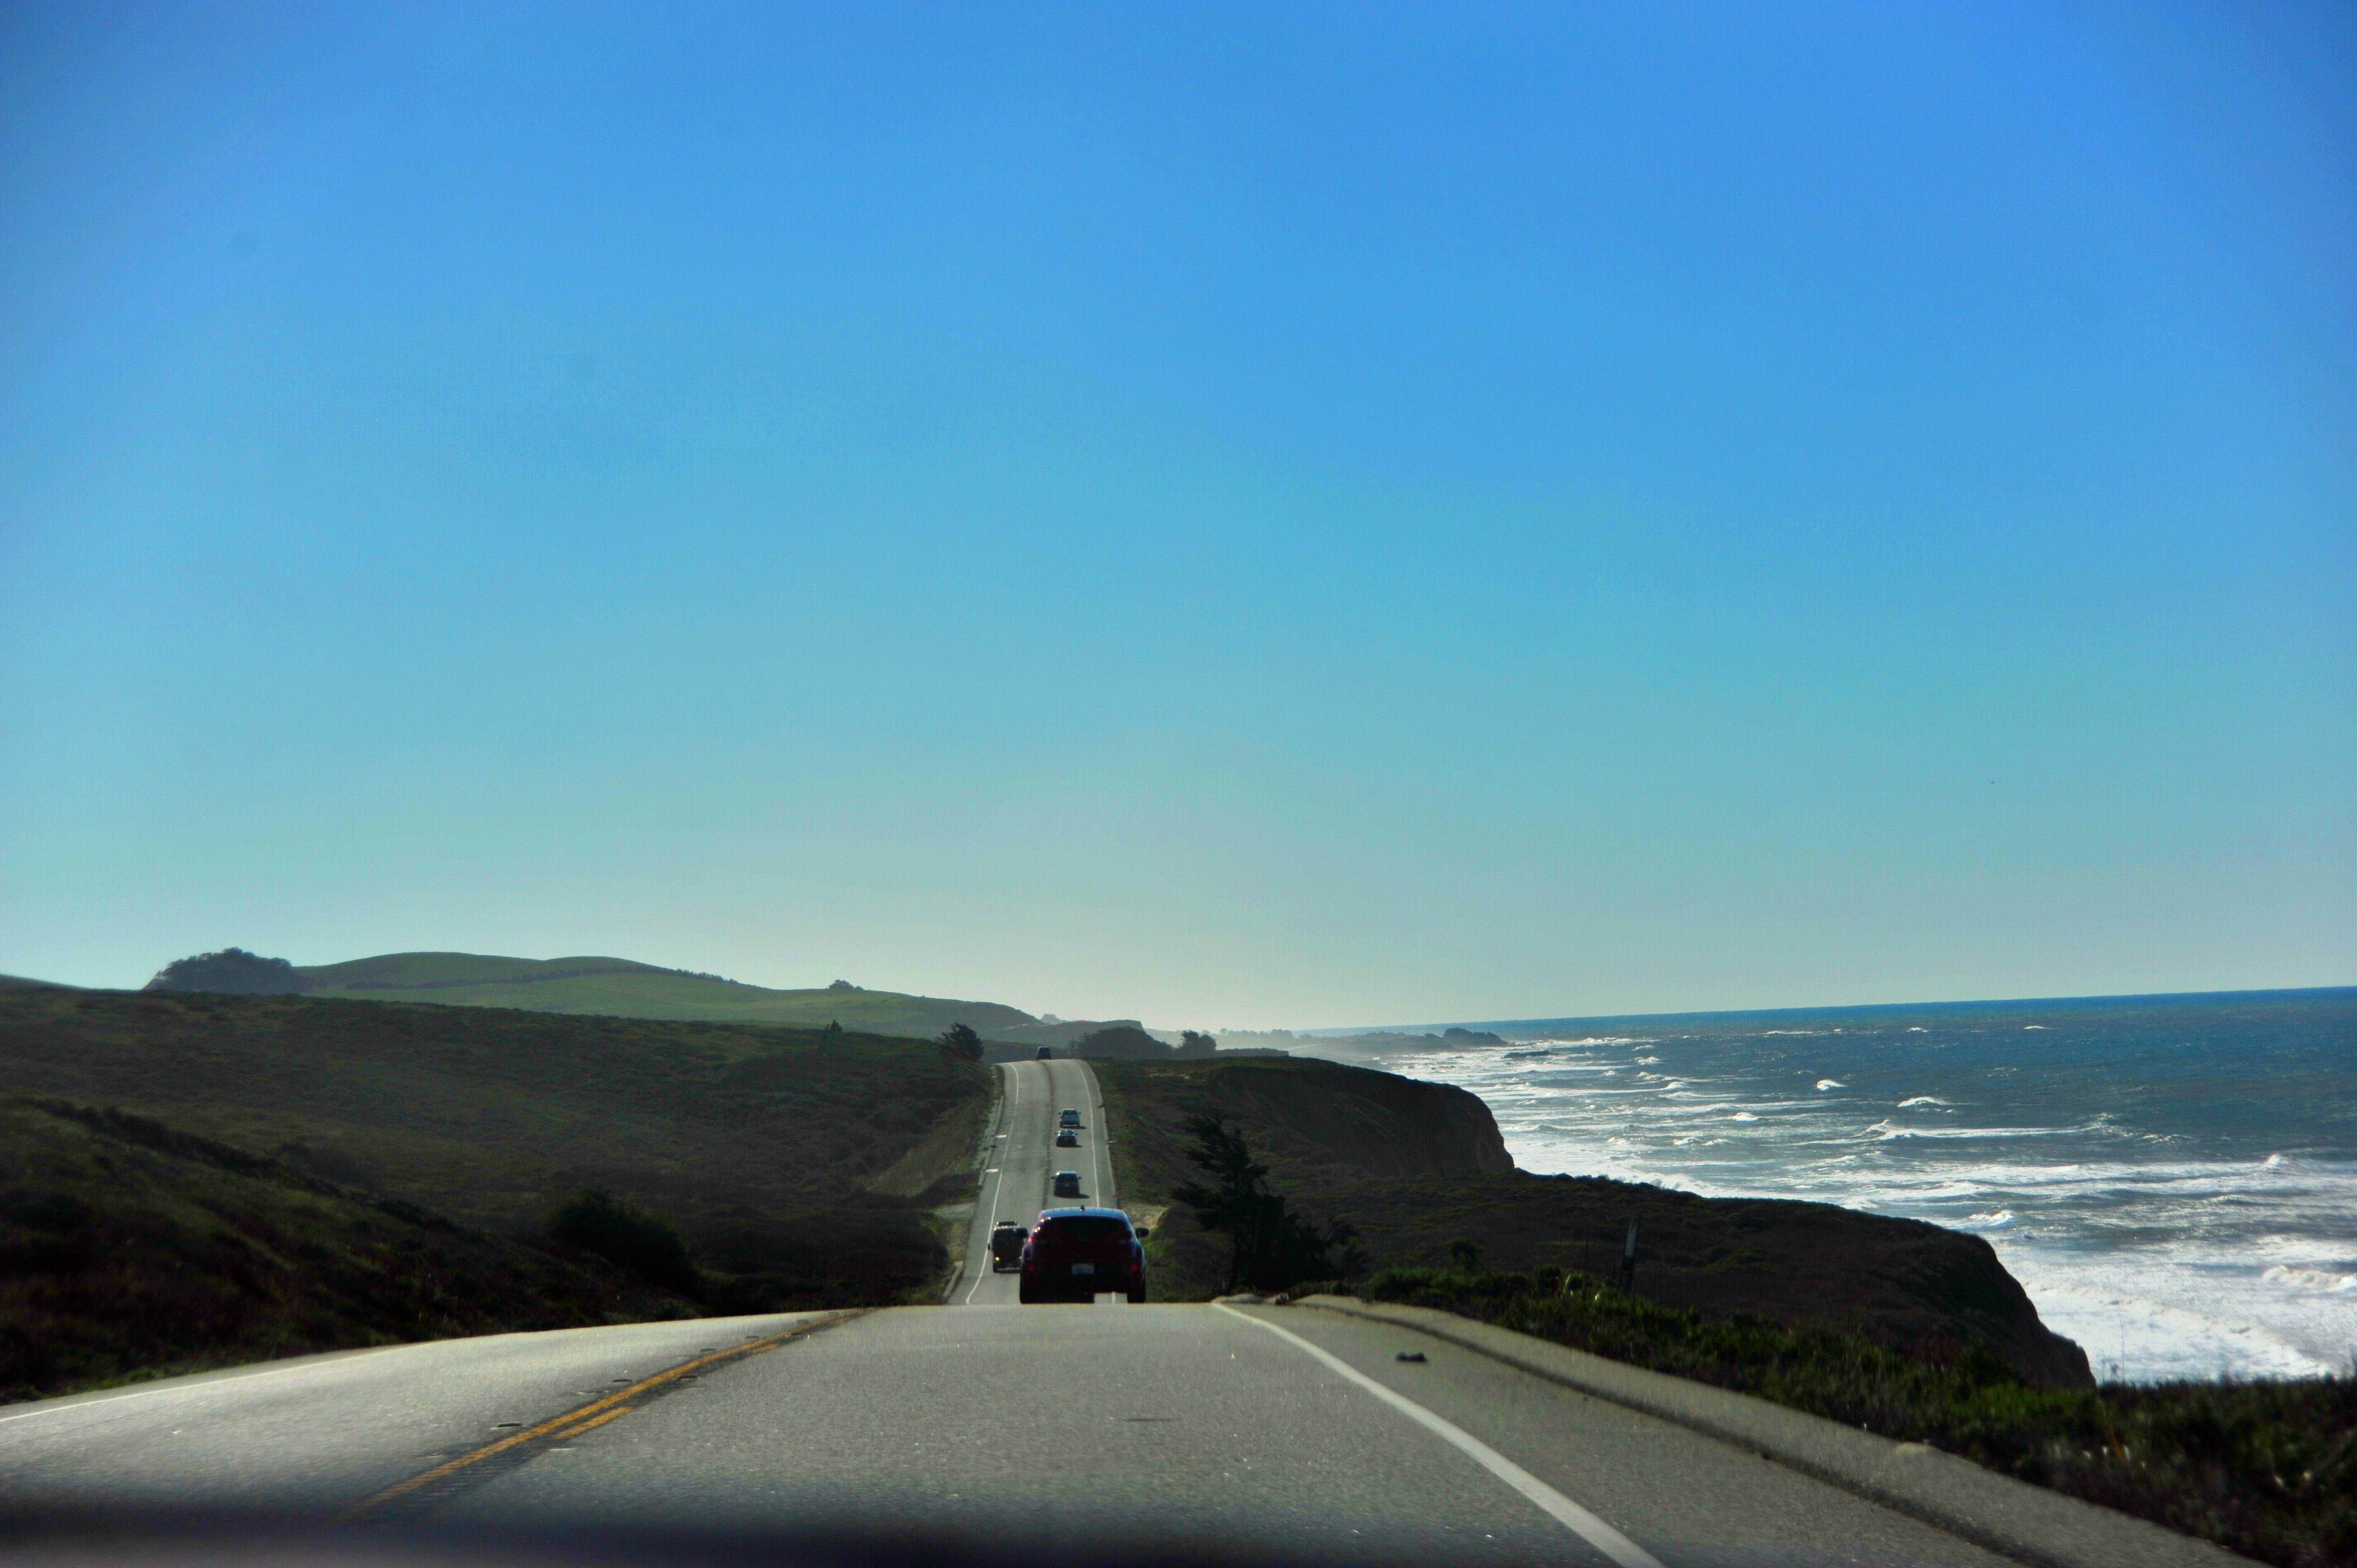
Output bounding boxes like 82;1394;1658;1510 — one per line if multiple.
1071;1263;1094;1276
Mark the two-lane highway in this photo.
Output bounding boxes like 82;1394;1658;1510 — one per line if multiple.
0;1055;2030;1564
953;1054;1118;1307
0;1301;2013;1565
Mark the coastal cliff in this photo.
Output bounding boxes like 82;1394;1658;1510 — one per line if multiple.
1319;1171;2093;1387
1098;1055;2090;1387
1095;1056;1513;1188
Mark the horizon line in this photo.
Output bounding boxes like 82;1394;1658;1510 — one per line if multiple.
1290;983;2357;1038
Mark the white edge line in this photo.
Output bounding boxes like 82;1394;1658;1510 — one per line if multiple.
1214;1304;1666;1568
960;1062;1021;1305
0;1313;817;1428
0;1361;339;1425
1085;1058;1115;1208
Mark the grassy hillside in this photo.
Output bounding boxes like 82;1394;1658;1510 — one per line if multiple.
1092;1056;1514;1301
0;984;990;1310
1095;1056;1514;1195
1;1097;699;1402
273;951;1039;1039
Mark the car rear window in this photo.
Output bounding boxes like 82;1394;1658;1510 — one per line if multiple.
1039;1218;1130;1241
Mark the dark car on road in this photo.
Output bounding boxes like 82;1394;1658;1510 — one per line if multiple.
1051;1170;1081;1197
1054;1128;1079;1147
1018;1208;1149;1304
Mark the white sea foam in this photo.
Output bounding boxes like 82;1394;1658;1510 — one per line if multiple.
1378;1031;2357;1383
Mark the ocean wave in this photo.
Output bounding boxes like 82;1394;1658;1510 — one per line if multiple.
2016;1266;2349;1382
1870;1122;2091;1142
2261;1265;2357;1294
1517;1036;1653;1049
1399;1015;2356;1382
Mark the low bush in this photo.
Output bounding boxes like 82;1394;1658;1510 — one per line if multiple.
545;1189;701;1297
1340;1268;2356;1568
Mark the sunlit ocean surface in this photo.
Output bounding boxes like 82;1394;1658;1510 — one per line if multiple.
1370;991;2357;1383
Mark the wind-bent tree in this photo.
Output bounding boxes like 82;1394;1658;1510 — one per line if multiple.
1169;1113;1357;1291
938;1022;984;1061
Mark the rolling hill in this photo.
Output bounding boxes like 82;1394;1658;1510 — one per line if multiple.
266;952;1041;1039
0;983;994;1312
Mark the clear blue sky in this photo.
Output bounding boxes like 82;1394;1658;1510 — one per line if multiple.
2;2;2350;1027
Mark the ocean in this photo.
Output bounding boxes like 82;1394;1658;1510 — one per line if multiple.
1342;989;2357;1383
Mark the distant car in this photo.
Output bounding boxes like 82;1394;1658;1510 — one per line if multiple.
1052;1170;1082;1197
987;1220;1028;1272
1035;1046;1053;1059
1059;1108;1082;1127
1019;1207;1147;1304
1054;1128;1079;1147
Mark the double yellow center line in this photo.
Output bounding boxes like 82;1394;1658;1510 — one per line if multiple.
336;1311;862;1523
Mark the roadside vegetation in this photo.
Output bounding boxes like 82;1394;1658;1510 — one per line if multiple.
0;1098;699;1402
1330;1265;2356;1568
1167;1114;1363;1292
544;1188;701;1297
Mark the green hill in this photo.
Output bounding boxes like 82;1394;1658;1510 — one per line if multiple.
264;952;1041;1039
0;983;993;1316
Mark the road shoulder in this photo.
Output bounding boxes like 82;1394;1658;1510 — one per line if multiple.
1290;1295;2249;1568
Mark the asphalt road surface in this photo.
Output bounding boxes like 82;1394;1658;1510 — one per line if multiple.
953;1055;1118;1307
0;1059;2020;1566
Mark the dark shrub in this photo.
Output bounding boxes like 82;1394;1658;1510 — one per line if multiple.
146;949;307;995
545;1189;699;1296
